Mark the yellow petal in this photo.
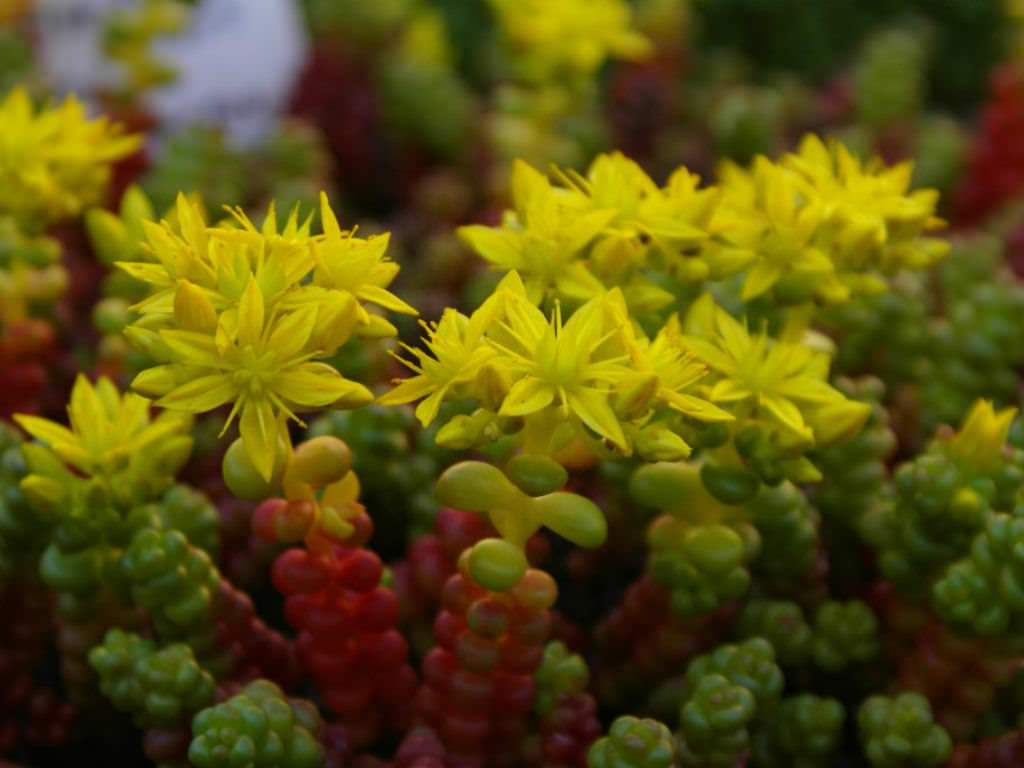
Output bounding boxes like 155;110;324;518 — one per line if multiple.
568;389;627;449
500;378;555;417
12;415;89;470
161;330;227;368
174;279;218;334
759;393;809;437
377;375;440;407
237;277;265;347
157;374;237;413
276;363;364;408
116;260;172;286
267;306;317;361
320;192;343;239
741;262;782;301
240;398;279;482
413;386;450;427
68;375;107;455
663;391;735;422
356;284;418;315
457;225;522;268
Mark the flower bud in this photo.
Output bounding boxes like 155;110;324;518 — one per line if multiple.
476;363;511;412
613;372;659;420
633;423;692;461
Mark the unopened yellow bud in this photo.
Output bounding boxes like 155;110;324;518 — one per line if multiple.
613;372;659;419
633;423;692;462
436;410;496;451
132;365;187;398
476;364;511;412
808;399;872;445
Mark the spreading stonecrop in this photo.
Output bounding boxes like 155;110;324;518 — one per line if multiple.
120;192;416;484
382;135;947;589
0;87;141;231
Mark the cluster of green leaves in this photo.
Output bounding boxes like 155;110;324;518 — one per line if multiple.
857;693;951;768
534;640;590;717
675;638;785;766
824;236;1024;447
89;629;217;728
189;680;324;768
861;401;1024;591
588;715;677;768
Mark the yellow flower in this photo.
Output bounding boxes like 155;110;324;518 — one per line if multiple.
458;160;616;304
681;293;867;443
117;193;219;321
0;88;141;229
14;374;192;479
489;0;651;83
134;279;373;481
633;315;734;422
552;153;708;308
715;157;837;301
490;290;633;449
947;400;1017;468
378;272;523;425
782;134;949;273
303;192;417;339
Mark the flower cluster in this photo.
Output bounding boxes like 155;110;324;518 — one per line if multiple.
383;273;867;474
120;192;416;482
0;88;141;231
14;375;193;513
488;0;651;85
460;136;949;315
381;271;733;462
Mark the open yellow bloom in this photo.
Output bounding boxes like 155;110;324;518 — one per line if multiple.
633;315;734;422
14;376;192;512
122;191;414;481
136;283;372;482
947;400;1018;469
458;160;616;305
302;192;417;339
681;293;868;443
378;272;523;425
0;88;141;229
490;291;634;449
716;157;836;302
135;279;372;481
